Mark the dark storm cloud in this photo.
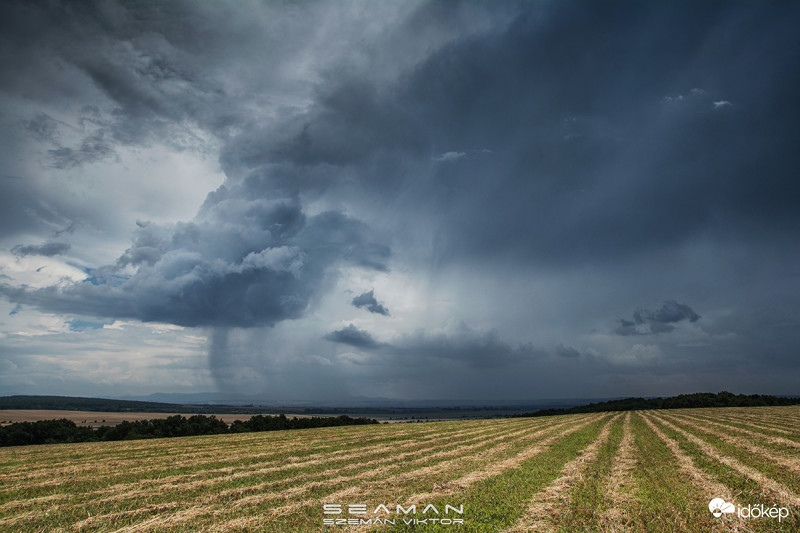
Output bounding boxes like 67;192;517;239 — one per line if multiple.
1;0;799;400
1;0;401;330
11;242;70;257
616;300;700;336
325;324;382;350
324;321;544;369
234;1;800;268
1;0;369;184
2;0;798;252
0;0;230;241
387;322;545;369
701;305;800;368
636;301;700;325
5;0;797;262
1;1;216;150
2;173;390;327
351;290;390;316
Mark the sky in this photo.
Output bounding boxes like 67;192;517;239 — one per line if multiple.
0;0;799;404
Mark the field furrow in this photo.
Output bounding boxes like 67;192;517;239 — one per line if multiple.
650;414;800;509
721;417;800;437
1;422;474;487
67;418;566;531
639;413;747;532
664;413;800;474
675;412;800;449
401;414;603;504
7;421;539;530
142;416;595;532
0;419;519;513
502;414;618;532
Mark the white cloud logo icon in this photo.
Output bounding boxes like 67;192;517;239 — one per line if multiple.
709;498;735;517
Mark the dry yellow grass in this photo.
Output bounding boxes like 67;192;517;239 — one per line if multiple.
599;412;637;531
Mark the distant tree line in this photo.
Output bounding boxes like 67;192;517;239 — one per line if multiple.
0;414;378;447
513;391;800;418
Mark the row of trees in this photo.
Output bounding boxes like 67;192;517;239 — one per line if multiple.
0;414;378;447
514;391;800;418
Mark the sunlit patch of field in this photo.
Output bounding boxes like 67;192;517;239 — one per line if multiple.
1;407;798;532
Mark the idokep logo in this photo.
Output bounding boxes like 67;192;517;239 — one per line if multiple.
709;498;790;523
708;498;735;518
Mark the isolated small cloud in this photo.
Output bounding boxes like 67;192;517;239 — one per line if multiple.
616;300;700;336
11;242;71;257
662;88;736;115
351;289;390;316
324;324;382;350
645;300;700;324
432;151;466;162
662;94;685;104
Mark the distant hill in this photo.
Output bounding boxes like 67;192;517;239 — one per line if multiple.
0;395;285;415
5;392;797;419
0;394;614;415
513;391;800;417
0;395;557;417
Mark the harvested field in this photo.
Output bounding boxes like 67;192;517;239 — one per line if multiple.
1;407;798;531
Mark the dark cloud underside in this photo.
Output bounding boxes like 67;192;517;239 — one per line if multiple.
616;300;701;336
325;325;382;350
12;242;70;257
351;290;390;316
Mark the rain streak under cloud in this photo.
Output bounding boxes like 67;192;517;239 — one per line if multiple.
0;0;799;403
